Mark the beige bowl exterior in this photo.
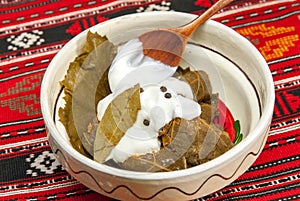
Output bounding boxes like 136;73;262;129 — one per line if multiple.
41;12;275;200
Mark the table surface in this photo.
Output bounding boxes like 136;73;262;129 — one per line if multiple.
0;0;299;200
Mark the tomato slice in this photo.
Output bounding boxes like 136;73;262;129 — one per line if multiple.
213;99;236;142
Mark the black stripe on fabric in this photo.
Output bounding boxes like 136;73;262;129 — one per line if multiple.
0;141;49;159
0;174;73;194
272;86;300;122
279;93;294;115
275;93;286;117
273;107;300;122
201;177;300;201
0;155;30;183
0;23;73;54
270;194;300;201
170;0;208;12
0;117;44;128
0;148;62;183
248;155;300;171
230;9;300;29
228;181;300;201
231;166;300;187
201;165;300;200
288;89;300;110
78;19;87;33
0;0;59;13
103;7;139;19
274;116;298;127
20;186;92;200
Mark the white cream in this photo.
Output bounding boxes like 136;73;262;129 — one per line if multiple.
108;39;177;93
97;38;202;163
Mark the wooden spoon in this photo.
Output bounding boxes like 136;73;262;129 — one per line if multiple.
139;0;234;67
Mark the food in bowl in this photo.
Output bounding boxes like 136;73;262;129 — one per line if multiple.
58;31;243;172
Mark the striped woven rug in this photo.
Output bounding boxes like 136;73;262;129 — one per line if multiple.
0;0;299;200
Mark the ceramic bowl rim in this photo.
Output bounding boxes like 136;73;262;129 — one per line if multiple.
41;11;275;181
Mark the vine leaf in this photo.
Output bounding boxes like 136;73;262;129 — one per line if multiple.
177;68;212;102
122;118;197;172
94;84;141;163
83;31;108;53
59;31;117;157
122;117;234;172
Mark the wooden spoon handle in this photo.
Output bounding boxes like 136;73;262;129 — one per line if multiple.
174;0;234;37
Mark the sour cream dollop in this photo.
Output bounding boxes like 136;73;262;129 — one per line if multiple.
108;39;177;93
97;39;201;162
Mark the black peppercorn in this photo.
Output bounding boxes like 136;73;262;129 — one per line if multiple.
143;119;150;126
164;93;172;99
160;86;167;92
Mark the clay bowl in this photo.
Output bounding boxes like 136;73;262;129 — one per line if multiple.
41;11;275;200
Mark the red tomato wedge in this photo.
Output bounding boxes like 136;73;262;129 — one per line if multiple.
213;99;236;142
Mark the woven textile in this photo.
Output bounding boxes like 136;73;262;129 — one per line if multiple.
0;0;299;200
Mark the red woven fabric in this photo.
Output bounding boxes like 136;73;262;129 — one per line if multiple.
0;0;299;200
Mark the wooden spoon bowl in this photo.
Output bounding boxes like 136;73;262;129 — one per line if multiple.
139;0;234;67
